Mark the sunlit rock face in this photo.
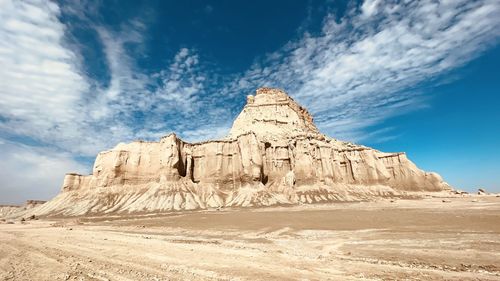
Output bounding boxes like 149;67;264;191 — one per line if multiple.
35;87;451;216
229;88;320;140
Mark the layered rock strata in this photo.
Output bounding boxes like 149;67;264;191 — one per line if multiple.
34;88;450;216
0;200;46;218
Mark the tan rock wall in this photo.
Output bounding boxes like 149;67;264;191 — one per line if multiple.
60;132;448;195
45;87;450;216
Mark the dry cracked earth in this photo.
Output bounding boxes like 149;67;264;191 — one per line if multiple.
1;196;499;281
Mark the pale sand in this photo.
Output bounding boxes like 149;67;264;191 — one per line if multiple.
1;196;499;280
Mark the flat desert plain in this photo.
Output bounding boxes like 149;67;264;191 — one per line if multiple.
1;196;499;281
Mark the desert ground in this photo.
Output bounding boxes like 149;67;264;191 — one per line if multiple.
1;196;499;281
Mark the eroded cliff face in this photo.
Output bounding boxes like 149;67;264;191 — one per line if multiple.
34;88;450;216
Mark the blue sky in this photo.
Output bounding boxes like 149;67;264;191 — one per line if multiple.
0;0;499;204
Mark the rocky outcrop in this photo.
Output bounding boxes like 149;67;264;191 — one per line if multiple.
0;200;46;219
33;87;450;216
0;205;20;218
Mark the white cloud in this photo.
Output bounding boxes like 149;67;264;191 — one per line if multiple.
0;139;88;204
0;0;89;149
0;0;215;156
92;28;214;142
224;0;500;141
154;48;206;113
361;0;381;17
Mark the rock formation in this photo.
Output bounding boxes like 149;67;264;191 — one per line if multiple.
0;200;46;218
34;88;450;216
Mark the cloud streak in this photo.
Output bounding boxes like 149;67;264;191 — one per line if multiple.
0;0;88;149
0;0;219;157
224;0;500;140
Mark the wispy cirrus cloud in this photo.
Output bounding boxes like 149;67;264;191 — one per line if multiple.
0;0;88;149
93;28;220;143
0;0;218;158
223;0;500;140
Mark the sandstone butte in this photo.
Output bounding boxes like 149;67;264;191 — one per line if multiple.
34;87;451;216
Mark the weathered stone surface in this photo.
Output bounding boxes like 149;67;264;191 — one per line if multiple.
34;87;451;216
0;200;46;218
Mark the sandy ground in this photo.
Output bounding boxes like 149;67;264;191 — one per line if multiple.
1;196;500;281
